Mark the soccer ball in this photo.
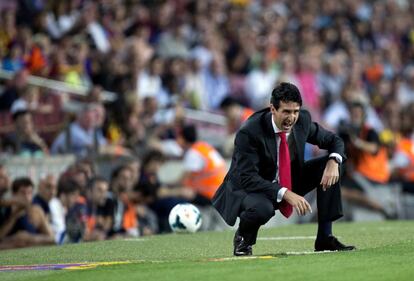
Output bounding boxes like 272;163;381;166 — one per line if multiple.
168;203;202;233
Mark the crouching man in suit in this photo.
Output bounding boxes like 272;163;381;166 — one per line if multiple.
212;82;355;256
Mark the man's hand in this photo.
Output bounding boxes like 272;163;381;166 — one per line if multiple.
320;159;340;191
283;190;312;216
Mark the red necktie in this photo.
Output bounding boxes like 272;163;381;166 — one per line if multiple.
278;132;293;218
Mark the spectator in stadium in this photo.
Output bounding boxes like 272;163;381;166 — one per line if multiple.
0;8;17;59
10;85;53;115
136;56;164;102
32;174;57;219
0;164;11;226
176;124;228;230
202;57;230;110
54;162;94;242
1;43;24;72
220;97;254;134
49;178;83;244
0;177;54;249
59;162;90;200
391;104;414;195
183;58;208;110
245;57;278;110
0;69;28;112
107;165;140;237
51;103;107;157
135;149;193;233
213;83;355;256
318;53;347;106
117;99;148;156
156;20;190;59
220;96;254;157
397;66;414;106
2;110;49;156
125;158;142;188
84;177;112;241
338;100;393;218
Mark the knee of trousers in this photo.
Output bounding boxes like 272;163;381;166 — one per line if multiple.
241;203;275;225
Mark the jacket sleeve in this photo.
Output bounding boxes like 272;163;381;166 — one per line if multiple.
234;129;280;202
305;111;346;160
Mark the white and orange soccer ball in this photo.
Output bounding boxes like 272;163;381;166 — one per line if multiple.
168;203;202;233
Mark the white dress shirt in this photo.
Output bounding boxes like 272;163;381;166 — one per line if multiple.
271;116;342;202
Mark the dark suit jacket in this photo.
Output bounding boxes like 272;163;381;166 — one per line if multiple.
212;107;346;226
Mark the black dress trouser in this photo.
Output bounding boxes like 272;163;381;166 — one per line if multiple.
238;155;343;245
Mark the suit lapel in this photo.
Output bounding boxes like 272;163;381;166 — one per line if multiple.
264;112;277;164
289;127;298;161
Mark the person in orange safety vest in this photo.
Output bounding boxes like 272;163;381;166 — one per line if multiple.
338;100;394;218
177;124;227;204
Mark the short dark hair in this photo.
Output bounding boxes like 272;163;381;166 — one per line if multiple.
12;177;34;193
111;164;130;182
180;124;197;144
142;149;165;168
87;176;108;191
220;97;239;110
57;178;81;197
270;82;302;109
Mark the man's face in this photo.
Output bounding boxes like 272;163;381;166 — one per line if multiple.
224;105;239;121
39;175;57;202
92;181;108;206
350;105;365;127
113;168;133;193
270;101;301;132
16;185;33;204
145;160;162;175
62;191;79;209
79;109;95;130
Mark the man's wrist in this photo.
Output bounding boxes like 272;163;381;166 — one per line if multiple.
277;187;288;203
328;157;340;165
328;153;342;164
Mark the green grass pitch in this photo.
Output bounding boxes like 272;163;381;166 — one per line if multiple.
1;221;413;281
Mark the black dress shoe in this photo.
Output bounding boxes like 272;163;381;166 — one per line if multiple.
233;231;252;256
315;235;356;252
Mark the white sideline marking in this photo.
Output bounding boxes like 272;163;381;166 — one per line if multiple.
121;238;148;242
258;236;316;241
285;250;337;255
208;256;275;262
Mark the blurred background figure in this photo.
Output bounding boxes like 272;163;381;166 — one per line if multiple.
176;124;228;231
0;165;11;230
2;110;48;156
219;97;254;157
51;103;107;157
338;101;394;219
0;177;54;249
50;178;83;244
135;149;193;233
33;174;57;220
107;164;140;237
84;177;112;241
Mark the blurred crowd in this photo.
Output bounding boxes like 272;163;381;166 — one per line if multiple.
1;0;414;249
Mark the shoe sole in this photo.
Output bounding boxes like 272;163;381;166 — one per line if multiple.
233;252;253;256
